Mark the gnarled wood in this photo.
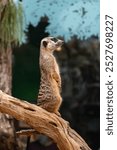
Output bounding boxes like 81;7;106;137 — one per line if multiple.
0;47;19;150
0;90;92;150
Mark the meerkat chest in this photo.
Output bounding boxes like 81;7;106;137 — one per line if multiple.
53;57;60;74
40;53;60;79
44;53;60;74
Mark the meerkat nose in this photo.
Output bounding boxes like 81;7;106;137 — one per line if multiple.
59;40;64;46
61;40;64;45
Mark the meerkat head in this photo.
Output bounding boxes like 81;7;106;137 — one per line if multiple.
41;37;64;52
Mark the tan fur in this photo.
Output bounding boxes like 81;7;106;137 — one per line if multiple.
37;37;63;115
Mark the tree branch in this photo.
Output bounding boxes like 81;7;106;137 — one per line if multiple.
0;90;92;150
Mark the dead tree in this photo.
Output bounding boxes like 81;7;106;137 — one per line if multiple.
0;90;92;150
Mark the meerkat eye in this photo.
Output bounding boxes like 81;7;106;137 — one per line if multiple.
51;38;58;43
43;41;47;48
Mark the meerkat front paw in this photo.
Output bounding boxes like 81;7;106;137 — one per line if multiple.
55;111;61;117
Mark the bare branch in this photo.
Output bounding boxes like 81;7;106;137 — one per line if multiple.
0;90;92;150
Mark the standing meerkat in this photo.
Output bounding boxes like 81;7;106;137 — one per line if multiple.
37;37;64;116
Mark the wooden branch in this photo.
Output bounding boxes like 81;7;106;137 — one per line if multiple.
16;129;38;136
0;90;92;150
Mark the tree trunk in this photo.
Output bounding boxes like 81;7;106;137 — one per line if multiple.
0;48;18;150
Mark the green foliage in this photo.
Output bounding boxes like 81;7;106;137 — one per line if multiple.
0;0;24;49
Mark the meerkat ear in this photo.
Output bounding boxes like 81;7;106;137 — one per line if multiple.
43;41;47;48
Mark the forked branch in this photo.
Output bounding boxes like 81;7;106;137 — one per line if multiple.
0;90;91;150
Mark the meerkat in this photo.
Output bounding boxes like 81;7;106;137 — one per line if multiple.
37;37;64;116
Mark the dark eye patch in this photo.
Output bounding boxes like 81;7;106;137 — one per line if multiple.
43;41;47;47
51;38;58;43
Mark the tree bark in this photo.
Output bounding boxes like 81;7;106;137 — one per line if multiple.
0;1;24;149
0;48;18;150
0;90;92;150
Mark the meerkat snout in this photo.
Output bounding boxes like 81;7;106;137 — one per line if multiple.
55;39;64;51
56;40;64;47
